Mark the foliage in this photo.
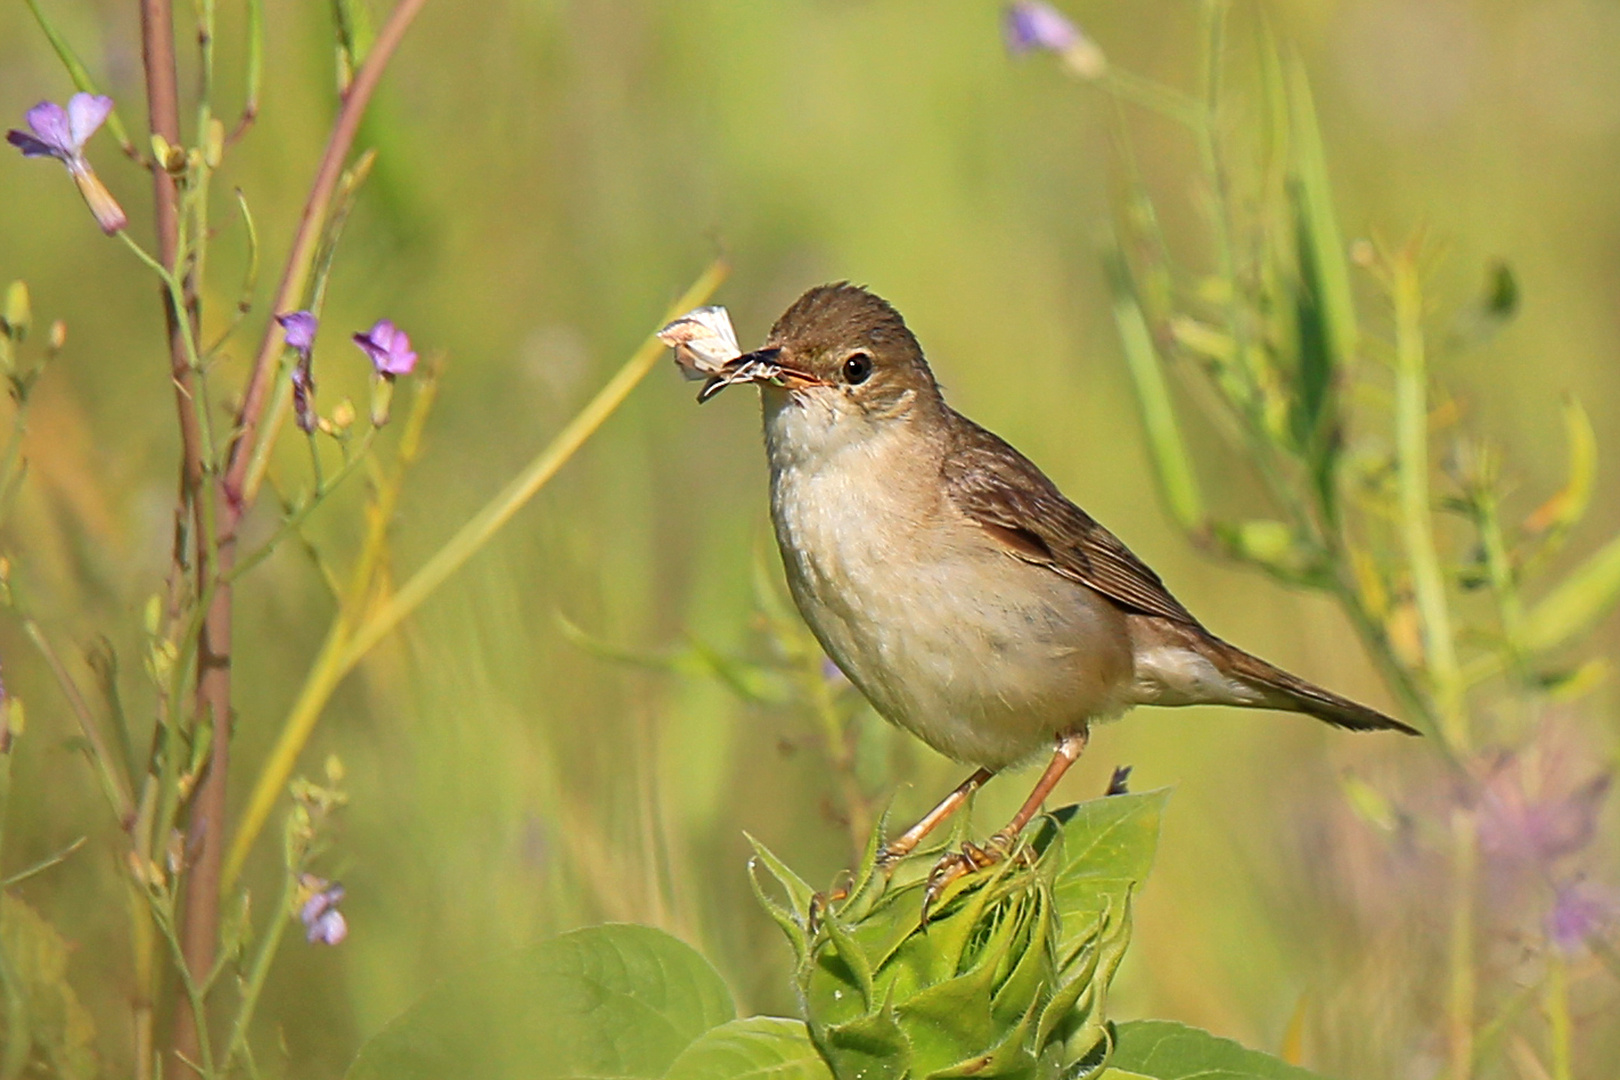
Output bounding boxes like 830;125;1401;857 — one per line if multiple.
345;924;735;1080
346;794;1329;1080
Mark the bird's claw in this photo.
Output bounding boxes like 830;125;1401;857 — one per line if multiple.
919;831;1022;924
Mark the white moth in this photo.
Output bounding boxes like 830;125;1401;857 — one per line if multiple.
657;305;742;381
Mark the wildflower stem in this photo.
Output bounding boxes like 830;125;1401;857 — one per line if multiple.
1446;807;1477;1080
221;868;296;1072
1101;68;1203;128
1545;952;1572;1080
223;260;727;887
1391;247;1467;749
20;617;134;822
149;894;216;1079
229;428;379;585
228;0;263;144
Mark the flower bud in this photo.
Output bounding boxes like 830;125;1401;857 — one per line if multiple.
370;374;395;427
751;793;1165;1080
3;281;31;342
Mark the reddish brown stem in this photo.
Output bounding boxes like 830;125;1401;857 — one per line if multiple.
140;0;220;1072
158;0;430;1072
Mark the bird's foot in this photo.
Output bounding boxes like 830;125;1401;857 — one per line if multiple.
919;829;1024;924
807;869;859;934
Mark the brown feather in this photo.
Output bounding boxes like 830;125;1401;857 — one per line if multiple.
941;411;1198;626
940;410;1419;737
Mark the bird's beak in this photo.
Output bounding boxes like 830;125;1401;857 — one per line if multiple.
697;347;825;403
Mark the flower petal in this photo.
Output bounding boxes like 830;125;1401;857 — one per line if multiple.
276;310;319;352
308;909;348;945
353;319;418;376
22;101;72;156
1003;1;1079;54
6;129;60;159
65;93;113;150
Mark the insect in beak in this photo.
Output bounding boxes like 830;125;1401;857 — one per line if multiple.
697;347;825;403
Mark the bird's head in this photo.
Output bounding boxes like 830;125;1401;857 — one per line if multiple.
701;284;942;432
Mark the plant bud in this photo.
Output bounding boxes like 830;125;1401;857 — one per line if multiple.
205;118;225;169
3;281;30;341
751;792;1166;1080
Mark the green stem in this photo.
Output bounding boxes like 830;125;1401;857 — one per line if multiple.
21;618;134;821
221;870;296;1072
1391;251;1467;750
230;429;377;584
150;897;215;1078
1545;951;1572;1080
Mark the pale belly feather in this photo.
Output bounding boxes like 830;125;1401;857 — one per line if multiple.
765;410;1133;769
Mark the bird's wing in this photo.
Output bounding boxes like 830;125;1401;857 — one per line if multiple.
940;413;1199;626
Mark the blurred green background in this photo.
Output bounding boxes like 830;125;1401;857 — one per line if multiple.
2;0;1618;1075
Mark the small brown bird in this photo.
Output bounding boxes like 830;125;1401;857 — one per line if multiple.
698;283;1416;885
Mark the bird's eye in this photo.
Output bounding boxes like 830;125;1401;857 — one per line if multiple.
842;352;873;385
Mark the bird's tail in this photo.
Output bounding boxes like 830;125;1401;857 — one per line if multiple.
1210;639;1421;735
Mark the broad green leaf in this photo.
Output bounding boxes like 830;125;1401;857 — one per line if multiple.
345;923;735;1080
0;895;99;1080
663;1018;832;1080
1104;1020;1328;1079
1042;791;1168;953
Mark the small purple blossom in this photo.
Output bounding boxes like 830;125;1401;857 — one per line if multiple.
7;94;126;235
352;320;418;377
1002;3;1107;78
299;877;348;945
277;310;318;353
6;94;111;161
1547;880;1615;956
1004;2;1079;53
277;312;320;434
1478;758;1610;869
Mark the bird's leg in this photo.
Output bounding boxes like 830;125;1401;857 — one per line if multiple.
922;729;1089;919
877;767;995;868
809;767;995;928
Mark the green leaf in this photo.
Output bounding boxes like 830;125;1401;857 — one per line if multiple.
1106;254;1205;532
345;924;735;1080
1280;82;1352;514
1041;791;1168;954
663;1018;832;1080
1522;530;1620;656
0;895;99;1080
1103;1020;1328;1079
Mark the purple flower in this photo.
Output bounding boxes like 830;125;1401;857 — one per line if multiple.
1004;2;1079;53
1002;3;1107;78
352;320;417;377
7;94;126;235
1478;758;1610;869
299;877;348;945
1547;880;1615;955
277;310;318;353
277;312;320;433
6;94;111;162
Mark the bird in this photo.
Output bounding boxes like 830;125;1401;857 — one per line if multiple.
693;282;1417;890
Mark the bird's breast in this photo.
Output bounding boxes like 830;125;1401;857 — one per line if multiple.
763;407;1133;769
